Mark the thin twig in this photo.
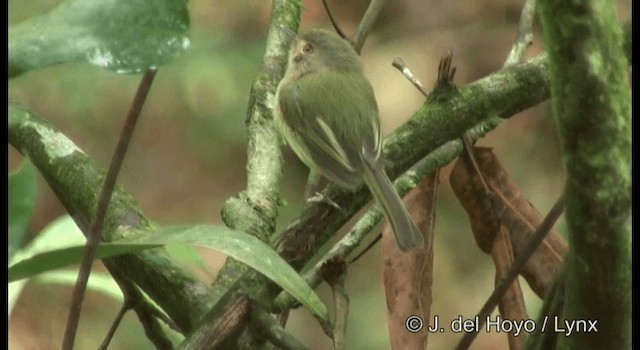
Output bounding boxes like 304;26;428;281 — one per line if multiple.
391;58;429;97
322;0;347;39
348;233;382;264
105;266;178;348
455;194;565;350
133;305;175;350
62;69;157;350
504;0;536;67
99;303;129;350
526;267;565;350
350;0;386;53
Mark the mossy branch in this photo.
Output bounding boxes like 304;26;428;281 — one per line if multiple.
8;103;212;331
537;1;631;348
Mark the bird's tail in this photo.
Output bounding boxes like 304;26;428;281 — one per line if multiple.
363;161;424;251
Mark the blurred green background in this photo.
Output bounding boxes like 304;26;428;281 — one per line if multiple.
8;0;630;349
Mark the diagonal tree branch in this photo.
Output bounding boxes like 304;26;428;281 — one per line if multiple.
504;0;537;67
350;0;386;53
8;103;212;332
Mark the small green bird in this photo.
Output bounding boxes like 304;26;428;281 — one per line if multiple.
275;29;424;251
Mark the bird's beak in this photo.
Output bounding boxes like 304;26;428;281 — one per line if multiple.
279;26;299;43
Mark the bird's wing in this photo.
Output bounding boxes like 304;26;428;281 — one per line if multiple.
278;71;381;189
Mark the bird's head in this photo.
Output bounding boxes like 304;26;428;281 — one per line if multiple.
283;28;362;77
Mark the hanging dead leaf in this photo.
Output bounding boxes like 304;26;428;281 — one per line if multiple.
382;171;438;350
492;226;528;350
450;147;567;298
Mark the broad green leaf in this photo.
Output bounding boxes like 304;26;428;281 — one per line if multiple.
9;0;190;77
133;225;329;321
10;215;86;266
8;242;160;282
9;224;329;322
8;159;37;260
136;225;328;320
165;244;212;276
8;215;86;315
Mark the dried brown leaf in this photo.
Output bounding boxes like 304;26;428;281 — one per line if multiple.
492;227;528;350
450;147;567;298
382;171;438;350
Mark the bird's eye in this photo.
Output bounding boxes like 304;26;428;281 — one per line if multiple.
302;43;314;54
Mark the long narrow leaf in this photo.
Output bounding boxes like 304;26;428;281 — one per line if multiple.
8;243;160;282
9;224;329;322
134;225;329;322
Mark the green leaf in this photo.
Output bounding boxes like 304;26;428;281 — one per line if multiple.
133;225;329;321
8;215;86;315
164;244;212;275
10;215;87;265
8;159;38;260
8;224;329;322
8;0;190;77
8;242;161;283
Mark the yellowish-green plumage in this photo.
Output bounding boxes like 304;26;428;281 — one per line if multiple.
275;29;423;251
